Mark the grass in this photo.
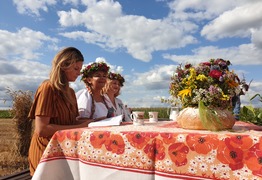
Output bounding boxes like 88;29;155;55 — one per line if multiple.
0;110;12;119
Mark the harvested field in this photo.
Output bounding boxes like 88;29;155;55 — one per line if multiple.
0;118;29;177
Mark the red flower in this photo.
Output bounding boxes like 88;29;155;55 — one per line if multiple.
104;134;125;154
186;134;219;154
168;143;189;166
217;139;244;170
160;132;178;144
209;70;222;79
90;131;110;148
201;62;211;66
144;138;165;160
53;129;84;142
227;135;253;151
185;63;192;69
53;130;67;142
244;137;262;177
125;132;158;149
66;129;84;141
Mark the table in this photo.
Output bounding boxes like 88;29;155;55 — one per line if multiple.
32;121;262;180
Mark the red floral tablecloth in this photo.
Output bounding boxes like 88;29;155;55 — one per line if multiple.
35;121;262;180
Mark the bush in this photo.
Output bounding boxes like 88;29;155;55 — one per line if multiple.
241;94;262;126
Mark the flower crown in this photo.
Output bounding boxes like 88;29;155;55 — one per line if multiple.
81;62;110;81
108;72;125;86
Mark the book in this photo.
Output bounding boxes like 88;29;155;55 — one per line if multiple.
88;115;123;127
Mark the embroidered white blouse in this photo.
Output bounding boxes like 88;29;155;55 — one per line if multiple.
103;94;132;122
75;89;108;119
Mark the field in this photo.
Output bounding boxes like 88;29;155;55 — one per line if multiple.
0;118;29;177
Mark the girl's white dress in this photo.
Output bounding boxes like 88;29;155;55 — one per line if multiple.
104;94;132;122
76;89;132;122
76;89;108;119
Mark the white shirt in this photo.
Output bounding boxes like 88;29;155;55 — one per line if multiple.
104;94;132;122
76;89;108;119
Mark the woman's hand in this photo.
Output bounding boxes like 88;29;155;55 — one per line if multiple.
76;116;107;126
93;116;107;122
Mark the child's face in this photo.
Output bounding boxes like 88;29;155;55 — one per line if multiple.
109;80;121;95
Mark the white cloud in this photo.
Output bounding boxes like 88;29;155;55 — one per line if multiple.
163;44;262;65
58;1;197;62
251;28;262;49
13;0;57;16
3;0;262;109
62;0;80;6
0;27;58;60
0;59;50;109
201;1;262;40
167;0;252;21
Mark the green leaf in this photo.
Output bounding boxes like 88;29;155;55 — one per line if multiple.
243;105;255;115
198;101;222;131
257;112;262;119
250;94;262;102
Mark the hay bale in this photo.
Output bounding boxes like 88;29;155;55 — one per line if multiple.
6;88;33;157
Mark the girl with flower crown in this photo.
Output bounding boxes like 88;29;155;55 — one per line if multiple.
76;61;113;120
102;72;132;122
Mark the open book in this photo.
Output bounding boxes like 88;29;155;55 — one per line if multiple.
88;115;123;127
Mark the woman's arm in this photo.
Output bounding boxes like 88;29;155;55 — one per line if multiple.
34;116;92;138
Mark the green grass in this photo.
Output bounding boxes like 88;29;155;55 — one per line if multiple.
0;110;13;118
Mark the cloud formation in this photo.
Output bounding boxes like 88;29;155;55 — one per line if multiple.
0;0;261;109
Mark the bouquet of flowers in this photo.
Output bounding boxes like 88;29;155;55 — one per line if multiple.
169;58;240;110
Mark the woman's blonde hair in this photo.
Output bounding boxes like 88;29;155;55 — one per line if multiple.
102;79;120;97
49;47;84;103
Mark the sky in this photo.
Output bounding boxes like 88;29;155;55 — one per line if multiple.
0;0;262;110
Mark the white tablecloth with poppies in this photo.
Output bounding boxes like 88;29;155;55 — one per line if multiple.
32;121;262;180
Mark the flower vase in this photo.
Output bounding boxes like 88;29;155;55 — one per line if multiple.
176;107;236;131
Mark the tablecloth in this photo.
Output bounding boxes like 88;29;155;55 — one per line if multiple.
32;121;262;180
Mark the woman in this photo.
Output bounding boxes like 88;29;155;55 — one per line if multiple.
76;61;112;120
28;47;92;176
102;72;132;122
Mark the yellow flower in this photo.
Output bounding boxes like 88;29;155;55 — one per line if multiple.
178;89;192;100
188;68;196;81
196;74;207;81
221;94;230;101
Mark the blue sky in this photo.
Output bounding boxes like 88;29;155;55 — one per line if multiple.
0;0;262;109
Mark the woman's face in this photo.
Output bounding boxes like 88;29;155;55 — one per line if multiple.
64;61;83;82
108;79;121;95
88;71;107;90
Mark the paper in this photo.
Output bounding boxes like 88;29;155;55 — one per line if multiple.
88;115;123;127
